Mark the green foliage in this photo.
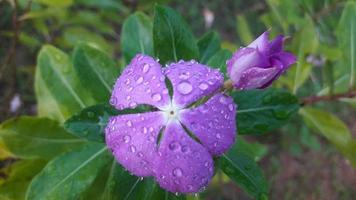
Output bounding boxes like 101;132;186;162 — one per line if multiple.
220;142;269;199
197;31;221;64
232;89;299;135
153;5;199;63
72;43;119;103
0;117;84;159
26;144;111;200
121;12;154;63
300;108;356;166
207;49;232;78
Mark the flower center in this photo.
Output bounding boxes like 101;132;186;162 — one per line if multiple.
161;102;181;124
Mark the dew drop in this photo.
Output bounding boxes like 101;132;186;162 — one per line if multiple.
142;127;148;134
124;79;130;85
126;120;133;127
145;88;151;93
142;63;150;73
149;127;154;132
151;93;162;101
187;185;193;191
228;104;234;111
137;152;144;157
123;135;131;143
162;89;169;94
129;102;137;108
129;145;136;153
198;104;209;113
178;72;190;80
148;136;155;142
173;168;183;177
127;87;133;92
198;82;209;90
139;177;144;181
109;97;117;105
177;81;193;95
169;142;180;151
181;145;190;153
219;96;228;104
126;95;131;100
136;77;144;84
216;133;221;139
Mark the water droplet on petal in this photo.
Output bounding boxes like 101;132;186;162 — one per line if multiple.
109;97;117;105
198;82;209;90
142;127;148;134
123;135;131;143
151;93;162;101
219;96;228;104
136;77;144;84
173;168;183;177
126;120;133;127
178;72;190;80
187;185;193;191
127;87;133;92
228;104;234;111
142;63;150;73
169;142;180;151
162;89;169;94
138;152;144;157
129;102;137;108
129;145;136;153
124;79;130;85
181;145;190;153
177;81;193;95
216;133;221;139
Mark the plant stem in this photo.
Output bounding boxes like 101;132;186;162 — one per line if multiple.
301;90;356;106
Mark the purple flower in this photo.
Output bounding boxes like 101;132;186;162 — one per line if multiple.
105;55;237;193
227;31;296;90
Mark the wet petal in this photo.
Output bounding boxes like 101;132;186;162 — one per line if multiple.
110;54;170;110
247;31;270;53
164;61;223;108
180;93;237;156
105;112;165;176
227;48;269;87
235;66;280;89
154;122;214;193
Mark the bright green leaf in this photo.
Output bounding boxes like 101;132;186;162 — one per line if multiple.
236;15;253;45
207;49;232;78
121;12;154;63
36;45;97;121
153;5;199;63
72;43;119;103
35;0;73;7
26;144;111;200
0;117;85;159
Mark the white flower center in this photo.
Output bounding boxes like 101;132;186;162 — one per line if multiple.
161;102;182;124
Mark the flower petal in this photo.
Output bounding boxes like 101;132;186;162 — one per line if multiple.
247;31;270;53
154;122;214;193
268;35;284;54
110;54;170;110
164;61;223;108
227;48;269;87
272;52;297;68
105;112;165;176
180;93;236;156
235;66;280;89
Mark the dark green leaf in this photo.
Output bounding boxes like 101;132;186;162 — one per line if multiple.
0;117;85;159
64;104;144;142
207;49;232;78
235;139;268;162
72;43;119;103
153;5;199;63
232;89;299;134
197;31;221;64
121;12;154;63
26;144;111;200
36;45;97;121
220;142;269;199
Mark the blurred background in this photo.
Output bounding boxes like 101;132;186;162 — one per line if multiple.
0;0;355;199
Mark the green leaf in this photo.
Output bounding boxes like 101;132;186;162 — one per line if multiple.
300;107;356;166
220;142;269;199
197;31;221;64
0;159;47;200
153;5;199;63
121;12;154;63
337;1;356;87
235;139;268;162
0;117;85;159
63;27;113;54
36;45;96;121
64;104;119;142
26;144;111;200
232;88;299;134
72;43;119;103
34;0;73;7
206;49;232;78
81;159;185;200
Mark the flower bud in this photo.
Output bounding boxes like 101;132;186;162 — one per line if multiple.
227;31;296;90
